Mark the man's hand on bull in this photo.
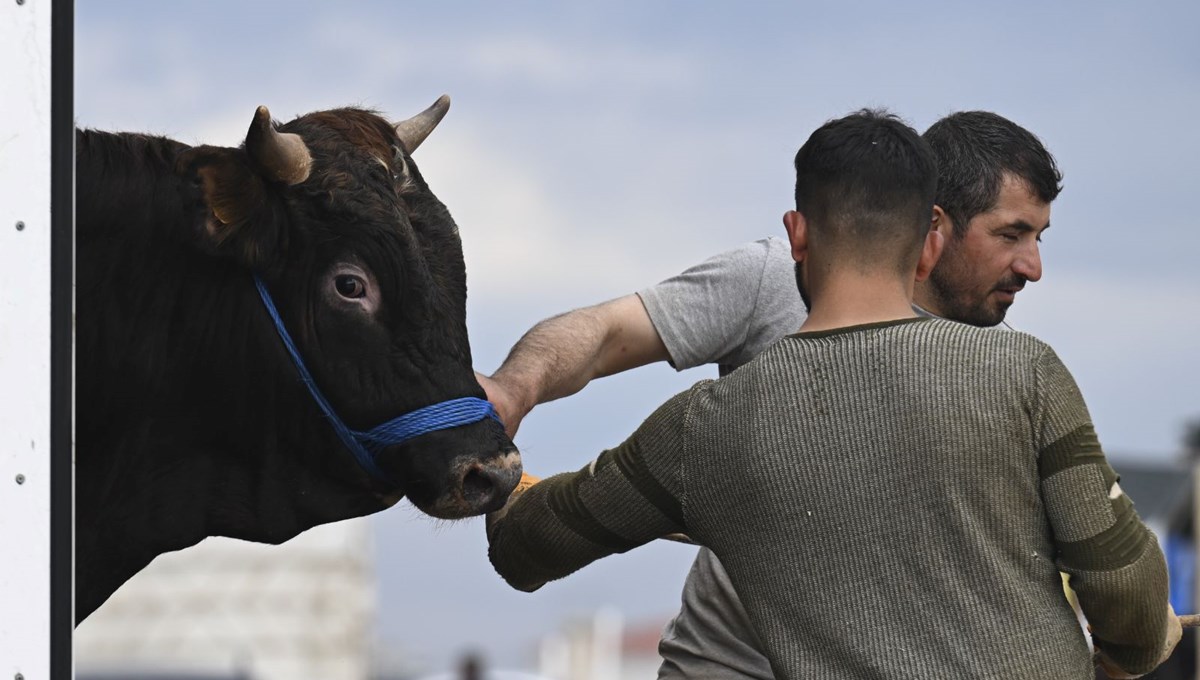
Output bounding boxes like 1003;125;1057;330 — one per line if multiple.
476;372;531;439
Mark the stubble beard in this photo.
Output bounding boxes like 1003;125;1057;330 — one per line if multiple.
927;258;1010;328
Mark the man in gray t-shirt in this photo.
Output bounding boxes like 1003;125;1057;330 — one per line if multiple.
480;111;1066;678
639;236;804;679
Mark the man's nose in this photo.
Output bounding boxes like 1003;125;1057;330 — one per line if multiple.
1014;241;1043;282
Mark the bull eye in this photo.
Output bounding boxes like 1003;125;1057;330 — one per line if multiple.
334;275;367;299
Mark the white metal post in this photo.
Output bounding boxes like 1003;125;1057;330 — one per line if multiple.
0;0;57;677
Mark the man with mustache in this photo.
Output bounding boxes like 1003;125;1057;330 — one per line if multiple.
480;111;1172;677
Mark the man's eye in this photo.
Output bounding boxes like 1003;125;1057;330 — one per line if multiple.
335;275;366;299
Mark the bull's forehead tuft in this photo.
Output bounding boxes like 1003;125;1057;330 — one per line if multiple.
285;108;398;160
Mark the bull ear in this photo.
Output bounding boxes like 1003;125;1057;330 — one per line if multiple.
176;144;288;271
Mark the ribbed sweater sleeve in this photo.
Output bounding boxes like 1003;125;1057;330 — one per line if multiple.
1034;346;1169;675
487;387;695;592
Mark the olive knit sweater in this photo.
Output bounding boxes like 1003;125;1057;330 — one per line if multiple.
488;317;1169;679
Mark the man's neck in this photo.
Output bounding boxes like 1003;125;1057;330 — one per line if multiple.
799;274;920;333
912;281;946;318
911;301;939;319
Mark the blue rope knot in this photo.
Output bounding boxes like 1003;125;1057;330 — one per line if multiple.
254;275;501;484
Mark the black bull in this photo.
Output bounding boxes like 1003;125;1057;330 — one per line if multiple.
75;97;521;622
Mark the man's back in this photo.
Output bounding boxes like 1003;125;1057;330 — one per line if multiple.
681;318;1158;678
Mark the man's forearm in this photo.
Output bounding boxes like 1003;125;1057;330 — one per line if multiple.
487;295;669;433
487;471;620;592
1041;428;1170;674
1065;519;1170;674
1034;349;1174;674
492;307;612;414
488;416;689;592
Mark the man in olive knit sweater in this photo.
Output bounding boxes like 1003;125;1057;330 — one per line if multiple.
486;110;1176;678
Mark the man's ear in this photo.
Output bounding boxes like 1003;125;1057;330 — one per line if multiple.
176;145;288;272
915;228;945;282
782;210;809;263
930;205;955;240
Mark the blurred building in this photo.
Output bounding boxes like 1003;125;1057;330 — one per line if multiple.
535;609;668;680
75;518;377;680
412;652;555;680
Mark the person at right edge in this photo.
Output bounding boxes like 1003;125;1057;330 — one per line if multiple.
485;110;1179;678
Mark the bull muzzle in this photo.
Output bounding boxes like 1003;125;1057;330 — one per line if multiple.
453;447;523;515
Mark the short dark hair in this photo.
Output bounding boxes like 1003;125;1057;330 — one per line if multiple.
923;111;1062;237
793;108;937;272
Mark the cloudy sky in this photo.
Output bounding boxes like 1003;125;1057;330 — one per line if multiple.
76;0;1199;672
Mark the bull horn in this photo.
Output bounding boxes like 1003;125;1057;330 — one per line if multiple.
245;106;312;185
394;94;450;154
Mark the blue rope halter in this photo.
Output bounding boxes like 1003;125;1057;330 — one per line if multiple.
253;275;501;484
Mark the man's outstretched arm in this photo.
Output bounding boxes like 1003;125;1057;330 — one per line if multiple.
479;294;669;437
486;388;693;591
480;238;791;437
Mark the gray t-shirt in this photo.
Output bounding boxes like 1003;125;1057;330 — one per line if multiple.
638;237;801;680
639;237;804;377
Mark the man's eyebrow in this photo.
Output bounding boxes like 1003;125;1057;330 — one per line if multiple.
999;220;1051;233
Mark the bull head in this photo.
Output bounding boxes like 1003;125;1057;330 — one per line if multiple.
173;97;521;519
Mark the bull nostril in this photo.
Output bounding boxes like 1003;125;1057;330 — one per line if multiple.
453;456;522;516
461;468;496;505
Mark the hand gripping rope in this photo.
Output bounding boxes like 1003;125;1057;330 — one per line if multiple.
254;275;501;484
